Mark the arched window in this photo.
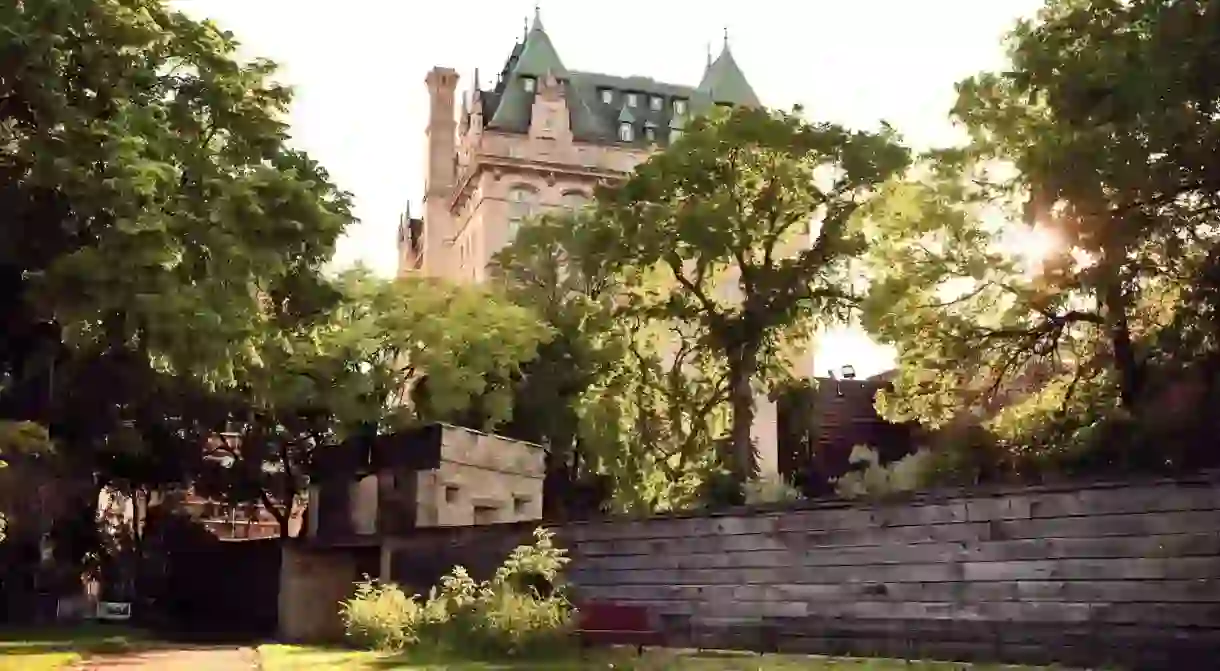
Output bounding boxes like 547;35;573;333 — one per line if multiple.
560;191;589;212
507;186;538;239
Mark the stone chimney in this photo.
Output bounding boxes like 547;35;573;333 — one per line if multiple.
422;67;459;277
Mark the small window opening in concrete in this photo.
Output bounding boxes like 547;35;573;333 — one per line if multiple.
444;485;459;503
473;505;499;526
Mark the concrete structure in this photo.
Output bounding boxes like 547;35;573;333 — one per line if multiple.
399;10;804;476
282;424;544;641
306;423;546;540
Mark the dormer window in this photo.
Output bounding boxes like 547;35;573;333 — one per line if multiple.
626;92;639;108
522;76;536;92
618;122;634;142
673;99;687;115
643;125;657;143
649;96;663;111
601;89;613;104
670;129;683;143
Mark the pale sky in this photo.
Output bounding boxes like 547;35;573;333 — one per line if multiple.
176;0;1044;379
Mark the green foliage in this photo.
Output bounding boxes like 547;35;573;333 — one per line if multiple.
1;0;353;381
601;106;910;486
862;0;1220;481
0;0;356;563
832;445;935;500
743;473;802;506
577;316;731;514
0;421;53;461
0;420;54;541
196;270;551;536
493;107;909;509
340;528;573;658
492;210;728;515
341;580;438;651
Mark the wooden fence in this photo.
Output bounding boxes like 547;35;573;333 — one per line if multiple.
386;475;1220;669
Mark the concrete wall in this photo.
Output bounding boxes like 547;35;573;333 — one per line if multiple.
350;475;379;535
306;426;547;537
278;544;363;642
383;475;1220;669
418;427;546;527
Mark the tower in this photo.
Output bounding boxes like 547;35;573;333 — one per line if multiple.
422;67;460;278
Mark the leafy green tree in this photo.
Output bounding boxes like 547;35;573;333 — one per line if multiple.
488;210;621;514
578;314;731;513
198;271;552;537
492;210;733;514
863;0;1220;476
0;421;54;542
600;106;909;486
0;0;354;550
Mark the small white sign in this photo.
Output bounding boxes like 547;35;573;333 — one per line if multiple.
97;601;132;621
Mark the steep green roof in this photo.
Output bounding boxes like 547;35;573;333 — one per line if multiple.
482;12;758;145
513;12;566;77
488;12;566;130
697;44;760;107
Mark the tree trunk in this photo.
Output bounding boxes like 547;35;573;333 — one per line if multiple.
727;347;759;483
1103;277;1141;411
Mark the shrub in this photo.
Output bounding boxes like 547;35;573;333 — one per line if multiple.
833;444;935;499
340;579;426;651
339;527;574;657
744;473;802;505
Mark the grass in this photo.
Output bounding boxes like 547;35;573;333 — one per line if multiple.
255;644;1063;670
0;623;158;671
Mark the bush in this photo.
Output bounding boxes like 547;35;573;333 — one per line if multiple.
744;473;802;505
340;580;427;651
833;444;936;499
339;527;574;658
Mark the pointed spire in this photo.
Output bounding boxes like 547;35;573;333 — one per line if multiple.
522;15;528;41
705;41;712;69
488;3;567;130
473;67;480;90
698;37;761;107
508;6;565;78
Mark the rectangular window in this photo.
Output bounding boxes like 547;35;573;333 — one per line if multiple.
473;506;498;526
644;126;656;142
625;92;638;107
444;485;459;503
670;128;683;143
618;122;634;142
522;76;536;92
600;89;613;104
649;96;663;111
673;99;687;115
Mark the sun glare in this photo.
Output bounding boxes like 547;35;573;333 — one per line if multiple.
1009;224;1064;272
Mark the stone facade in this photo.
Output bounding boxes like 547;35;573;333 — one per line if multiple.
399;11;805;477
304;424;545;538
410;426;546;527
